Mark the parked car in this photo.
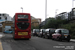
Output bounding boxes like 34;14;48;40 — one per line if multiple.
38;29;46;37
52;29;71;42
3;29;13;34
43;28;55;39
32;29;40;36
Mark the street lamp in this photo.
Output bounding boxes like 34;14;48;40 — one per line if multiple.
21;7;23;13
55;9;58;17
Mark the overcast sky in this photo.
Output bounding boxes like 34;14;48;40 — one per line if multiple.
0;0;74;21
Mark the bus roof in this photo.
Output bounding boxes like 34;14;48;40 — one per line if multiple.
15;13;30;15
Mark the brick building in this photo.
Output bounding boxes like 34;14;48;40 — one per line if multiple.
31;16;41;27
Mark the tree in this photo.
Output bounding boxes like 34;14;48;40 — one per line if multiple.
43;18;68;29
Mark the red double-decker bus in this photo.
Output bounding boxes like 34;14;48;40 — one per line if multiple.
13;13;31;39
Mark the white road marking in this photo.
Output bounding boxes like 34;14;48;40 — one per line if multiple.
70;39;75;41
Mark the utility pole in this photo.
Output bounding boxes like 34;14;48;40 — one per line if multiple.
44;0;47;28
45;0;47;20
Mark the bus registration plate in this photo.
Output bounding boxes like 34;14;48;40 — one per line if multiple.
18;32;28;35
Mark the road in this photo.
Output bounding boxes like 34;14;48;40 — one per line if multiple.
0;32;75;50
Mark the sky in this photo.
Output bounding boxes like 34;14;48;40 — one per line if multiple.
0;0;74;21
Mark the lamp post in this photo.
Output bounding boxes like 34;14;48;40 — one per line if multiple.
55;9;58;16
55;9;58;18
21;7;23;13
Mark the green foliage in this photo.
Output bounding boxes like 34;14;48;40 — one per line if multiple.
42;17;75;38
35;25;39;29
56;16;62;20
31;25;39;31
61;23;75;39
31;25;35;31
44;18;68;29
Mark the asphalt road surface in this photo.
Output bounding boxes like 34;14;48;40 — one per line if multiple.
0;32;75;50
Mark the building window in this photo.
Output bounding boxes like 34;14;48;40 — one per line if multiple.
3;14;5;16
5;17;7;20
0;17;1;19
0;14;1;16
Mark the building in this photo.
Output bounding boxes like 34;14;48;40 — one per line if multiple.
55;12;68;20
0;13;12;21
0;13;12;32
31;16;41;27
69;8;75;20
39;18;55;28
2;21;13;32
